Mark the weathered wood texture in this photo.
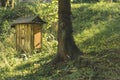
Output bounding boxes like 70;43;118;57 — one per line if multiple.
16;24;31;52
33;24;42;49
15;24;42;53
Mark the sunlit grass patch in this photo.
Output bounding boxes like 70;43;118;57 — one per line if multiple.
72;2;120;53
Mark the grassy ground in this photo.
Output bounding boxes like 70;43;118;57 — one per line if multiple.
0;2;120;80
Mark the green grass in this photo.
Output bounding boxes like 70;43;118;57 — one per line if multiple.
72;2;120;53
0;2;120;80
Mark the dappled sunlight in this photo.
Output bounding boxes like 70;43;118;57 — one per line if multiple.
89;2;120;12
72;3;120;53
1;51;55;80
74;19;120;53
74;22;107;44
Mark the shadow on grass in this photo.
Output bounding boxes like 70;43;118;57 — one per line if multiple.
5;53;55;80
72;3;120;34
72;3;120;53
76;48;120;80
79;15;120;53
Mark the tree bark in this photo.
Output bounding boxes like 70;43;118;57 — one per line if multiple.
54;0;82;62
0;0;14;9
11;0;14;9
5;0;9;8
108;0;112;3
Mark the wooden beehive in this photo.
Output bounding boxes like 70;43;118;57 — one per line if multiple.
11;16;46;53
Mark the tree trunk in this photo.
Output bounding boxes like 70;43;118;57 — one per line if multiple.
108;0;112;3
54;0;82;62
0;0;14;9
105;0;113;2
11;0;14;9
5;0;9;8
